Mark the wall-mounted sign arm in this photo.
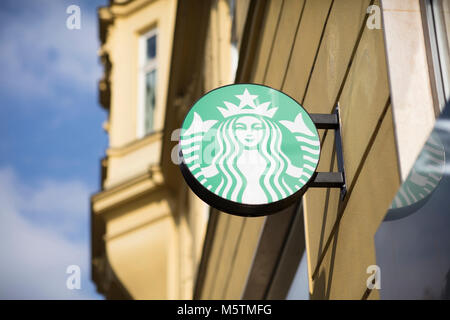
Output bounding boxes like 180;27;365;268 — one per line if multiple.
310;113;339;130
309;172;345;188
309;106;347;199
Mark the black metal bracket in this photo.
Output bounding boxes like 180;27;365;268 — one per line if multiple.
309;105;347;199
310;113;339;130
309;172;345;188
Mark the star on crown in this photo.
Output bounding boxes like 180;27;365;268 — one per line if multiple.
217;88;278;118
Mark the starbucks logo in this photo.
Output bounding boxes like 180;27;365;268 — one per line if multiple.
179;84;320;216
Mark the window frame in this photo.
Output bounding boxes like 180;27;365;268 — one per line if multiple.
137;28;158;138
421;0;450;115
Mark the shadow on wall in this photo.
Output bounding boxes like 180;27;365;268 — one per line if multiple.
310;228;339;300
310;270;326;300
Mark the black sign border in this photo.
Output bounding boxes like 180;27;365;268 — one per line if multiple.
178;83;321;217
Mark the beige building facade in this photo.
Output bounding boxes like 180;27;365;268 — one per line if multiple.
92;0;446;299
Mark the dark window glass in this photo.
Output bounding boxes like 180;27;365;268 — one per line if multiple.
144;69;156;134
146;34;157;61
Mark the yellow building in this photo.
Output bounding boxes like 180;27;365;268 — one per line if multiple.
92;0;446;299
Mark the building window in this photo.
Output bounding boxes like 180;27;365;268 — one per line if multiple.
422;0;450;113
375;103;450;299
139;28;157;137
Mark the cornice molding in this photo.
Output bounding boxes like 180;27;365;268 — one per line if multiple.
106;131;163;157
110;0;156;18
92;165;164;214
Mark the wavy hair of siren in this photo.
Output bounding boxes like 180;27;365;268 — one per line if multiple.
209;115;293;203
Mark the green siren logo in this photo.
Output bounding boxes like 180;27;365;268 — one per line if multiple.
179;84;320;216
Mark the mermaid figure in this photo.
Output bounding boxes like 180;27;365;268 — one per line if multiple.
181;88;320;205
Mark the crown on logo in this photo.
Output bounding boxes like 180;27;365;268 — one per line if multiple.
217;88;278;118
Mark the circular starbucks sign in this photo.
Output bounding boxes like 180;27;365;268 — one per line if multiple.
178;84;320;216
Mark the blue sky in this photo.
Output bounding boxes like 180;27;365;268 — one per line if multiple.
0;0;108;299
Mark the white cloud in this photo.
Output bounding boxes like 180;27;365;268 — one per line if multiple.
0;166;102;299
21;178;90;237
26;180;88;217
